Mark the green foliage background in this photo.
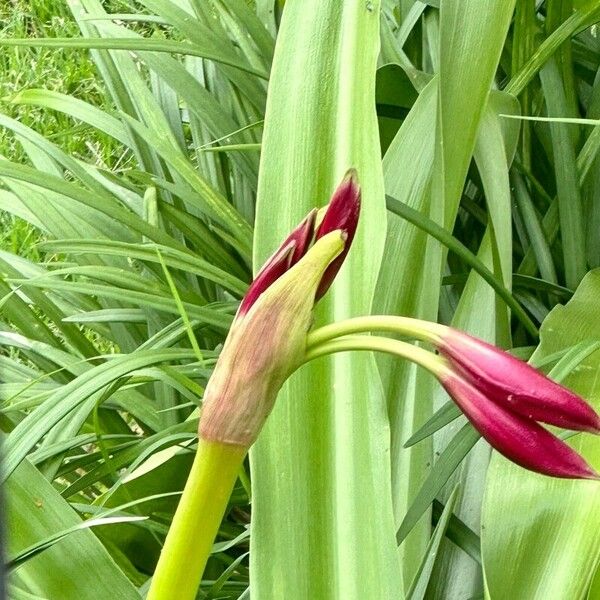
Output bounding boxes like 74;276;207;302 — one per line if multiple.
0;1;599;599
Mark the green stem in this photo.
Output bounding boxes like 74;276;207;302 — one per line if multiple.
303;334;447;377
306;315;447;350
147;439;246;600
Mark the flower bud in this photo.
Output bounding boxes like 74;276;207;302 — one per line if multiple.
440;368;599;480
199;171;360;447
438;329;600;433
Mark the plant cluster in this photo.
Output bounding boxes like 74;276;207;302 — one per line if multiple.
1;1;600;599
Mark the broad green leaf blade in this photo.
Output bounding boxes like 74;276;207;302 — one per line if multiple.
6;459;140;599
376;75;438;589
539;57;587;289
482;270;600;600
251;2;402;598
427;101;518;600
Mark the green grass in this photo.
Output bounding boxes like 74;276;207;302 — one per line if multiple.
0;0;127;258
0;0;123;164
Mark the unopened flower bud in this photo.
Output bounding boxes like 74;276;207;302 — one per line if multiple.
199;171;360;447
440;367;599;480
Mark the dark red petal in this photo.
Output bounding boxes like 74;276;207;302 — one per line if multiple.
287;209;317;265
238;243;295;317
441;371;599;480
439;330;600;434
314;169;361;301
238;210;318;317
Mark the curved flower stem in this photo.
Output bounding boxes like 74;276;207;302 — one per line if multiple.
147;439;246;600
306;315;448;350
303;334;448;377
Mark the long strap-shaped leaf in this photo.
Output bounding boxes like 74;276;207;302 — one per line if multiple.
251;2;403;598
6;460;140;599
374;2;516;591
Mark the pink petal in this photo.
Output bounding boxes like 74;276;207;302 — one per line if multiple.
441;371;599;480
439;330;600;434
284;209;318;265
314;169;361;301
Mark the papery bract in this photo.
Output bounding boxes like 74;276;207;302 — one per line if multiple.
199;171;361;447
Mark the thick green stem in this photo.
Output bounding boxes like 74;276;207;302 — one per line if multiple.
147;439;246;600
303;334;448;377
306;315;447;349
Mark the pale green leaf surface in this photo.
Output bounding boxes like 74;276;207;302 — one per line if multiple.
3;349;195;482
376;76;438;586
0;37;267;79
6;460;140;599
251;2;402;598
375;2;516;590
426;101;517;600
8;516;148;569
407;485;459;600
8;89;134;146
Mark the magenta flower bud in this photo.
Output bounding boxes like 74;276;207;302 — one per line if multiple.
238;169;360;318
199;171;360;447
238;210;317;317
440;369;599;480
315;168;360;301
437;329;600;434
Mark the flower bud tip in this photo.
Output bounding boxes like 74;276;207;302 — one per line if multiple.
439;329;600;434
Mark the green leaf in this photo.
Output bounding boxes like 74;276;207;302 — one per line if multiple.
6;460;140;599
404;401;461;449
426;102;518;599
385;194;537;336
539;57;587;288
3;349;196;481
8;516;148;570
39;239;247;296
396;423;480;547
374;1;517;590
506;3;600;96
407;486;460;600
0;37;268;79
8;89;134;146
251;1;402;598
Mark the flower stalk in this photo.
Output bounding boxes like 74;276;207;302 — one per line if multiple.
307;316;600;480
147;171;361;600
146;441;246;600
149;171;599;600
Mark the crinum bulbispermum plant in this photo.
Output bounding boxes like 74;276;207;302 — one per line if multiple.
148;172;600;600
2;2;600;599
